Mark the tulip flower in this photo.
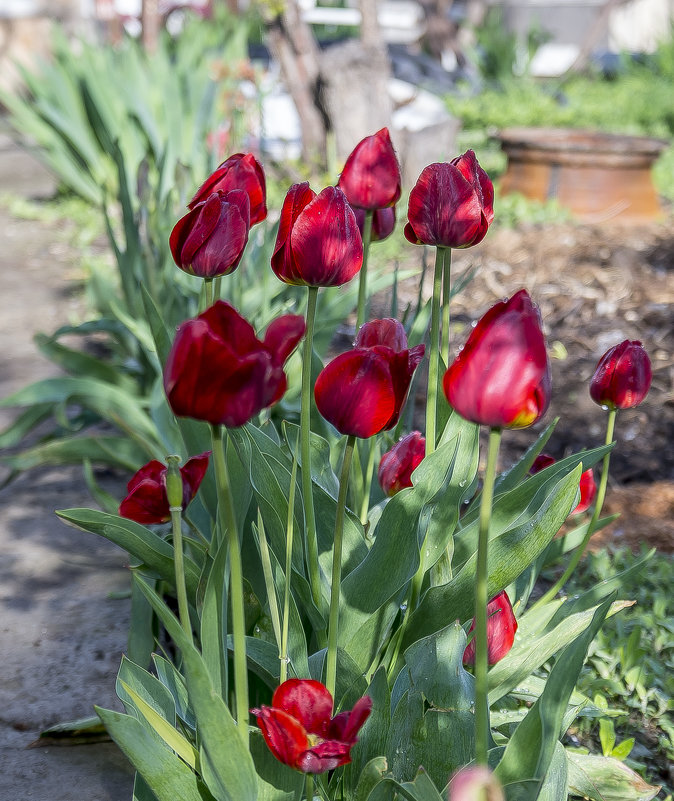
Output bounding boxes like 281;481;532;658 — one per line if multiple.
252;679;372;774
590;339;652;410
463;591;518;666
164;301;305;428
338;127;401;210
448;766;505;801
443;290;551;429
119;452;210;524
530;453;597;514
271;183;363;287
315;319;425;438
404;150;494;249
169;190;250;279
378;431;426;496
189;152;267;225
354;206;396;242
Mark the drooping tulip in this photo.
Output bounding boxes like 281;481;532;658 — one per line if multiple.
164;301;305;428
463;590;518;666
315;319;424;438
251;679;372;774
271;183;363;287
378;431;426;496
590;339;652;410
530;453;597;515
404;150;494;249
169;190;250;278
443;290;551;429
119;453;210;524
189;152;267;225
338;127;401;210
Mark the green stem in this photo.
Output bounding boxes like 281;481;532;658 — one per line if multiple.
536;408;617;606
325;435;356;701
280;440;300;684
355;210;374;330
425;247;445;456
441;248;452;367
475;427;502;766
300;286;325;642
170;507;192;640
211;425;249;745
359;438;378;525
204;277;214;309
305;772;314;801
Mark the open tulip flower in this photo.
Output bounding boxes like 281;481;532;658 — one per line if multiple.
463;591;518;666
338;127;401;211
271;183;363;287
188;152;267;225
444;289;551;429
252;679;372;774
404;150;494;249
170;190;250;278
119;452;210;524
164;301;305;427
590;339;652;410
354;206;396;242
378;431;426;496
530;453;597;514
315;319;425;438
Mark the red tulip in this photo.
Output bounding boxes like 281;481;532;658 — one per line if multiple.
530;454;597;515
164;301;305;427
189;152;267;225
315;319;425;438
443;290;551;429
119;452;210;524
463;590;518;666
354;206;396;242
338;127;401;210
590;340;652;410
271;184;363;287
170;190;250;278
378;431;426;495
251;679;372;774
404;150;494;248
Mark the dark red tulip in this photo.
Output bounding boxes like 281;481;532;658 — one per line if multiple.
404;150;494;249
189;152;267;225
354;206;396;242
170;190;250;278
378;431;426;496
119;452;210;524
251;679;372;774
315;319;425;438
463;591;518;666
590;340;652;410
443;290;551;429
164;301;305;427
530;454;597;515
271;184;363;287
338;127;401;210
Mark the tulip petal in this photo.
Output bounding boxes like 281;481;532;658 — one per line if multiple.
179;452;211;507
271;182;316;285
355;318;408;351
126;459;165;493
264;315;306;366
119;477;170;524
180;193;224;265
272;679;334;737
298;741;352;773
189;194;249;278
338;127;401;210
189;153;267;224
328;695;372;744
463;591;518;666
253;706;308;769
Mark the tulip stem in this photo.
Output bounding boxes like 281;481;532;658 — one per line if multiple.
359;438;378;526
425;246;445;455
280;439;300;684
356;210;374;330
441;248;452;367
301;286;325;644
326;435;356;702
170;507;192;640
211;425;249;746
204;277;214;309
536;408;617;607
475;426;502;766
305;773;314;801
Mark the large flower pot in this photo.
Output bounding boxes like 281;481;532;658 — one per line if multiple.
498;127;668;223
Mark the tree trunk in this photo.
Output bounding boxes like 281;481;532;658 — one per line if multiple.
141;0;160;54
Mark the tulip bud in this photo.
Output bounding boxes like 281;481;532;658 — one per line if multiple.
338;127;401;210
529;453;596;514
378;432;426;495
590;339;652;410
189;152;267;224
463;591;518;666
448;766;505;801
354;206;396;242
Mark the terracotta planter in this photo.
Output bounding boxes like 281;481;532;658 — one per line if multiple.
498;127;668;223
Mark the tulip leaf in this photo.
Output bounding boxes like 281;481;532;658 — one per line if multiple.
117;655;177;725
346;668;391;794
200;531;229;700
0;435;146;472
153;654;196;730
56;508;201;600
282;421;339;499
134;576;258;801
565;752;661;801
0;403;53;448
352;757;389;801
250;728;303;801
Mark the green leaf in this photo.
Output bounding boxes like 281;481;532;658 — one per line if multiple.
599;718;616;757
200;534;229;700
353;757;389;801
153;654;196;730
566;752;660;801
610;737;634;761
0;436;146;472
250;728;303;801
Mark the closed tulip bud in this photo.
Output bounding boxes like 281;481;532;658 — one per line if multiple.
354;206;396;242
405;150;494;249
189;152;267;225
463;591;518;666
378;431;426;495
448;766;505;801
272;184;363;287
338;127;401;210
530;454;597;514
590;339;652;410
443;290;551;429
170;190;250;279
